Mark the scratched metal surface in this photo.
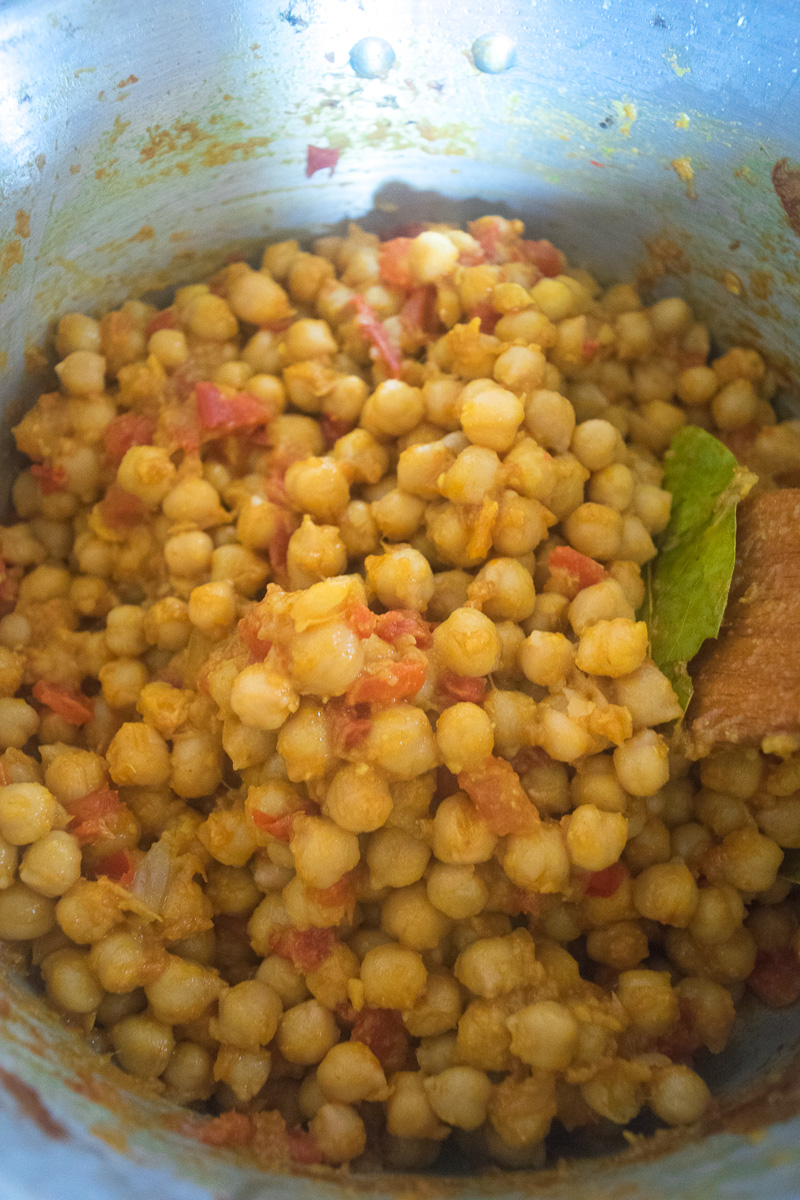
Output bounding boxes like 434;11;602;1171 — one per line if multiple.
1;0;800;1195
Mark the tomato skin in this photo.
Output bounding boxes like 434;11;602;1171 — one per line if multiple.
306;871;357;913
351;295;403;378
196;1111;254;1147
374;609;432;649
351;1006;409;1074
438;671;487;704
32;680;94;726
326;700;372;754
103;413;156;465
195;381;271;435
747;947;800;1008
469;302;500;334
145;308;177;337
378;238;414;289
98;482;145;528
458;755;538;836
345;603;377;640
345;657;426;706
585;861;628;898
94;849;135;886
400;285;440;336
270;927;338;972
548;546;607;598
319;412;353;447
30;463;67;495
306;145;340;178
286;1129;324;1165
67;788;126;846
518;239;564;277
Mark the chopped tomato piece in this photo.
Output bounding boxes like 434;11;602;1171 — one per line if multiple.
374;609;432;649
103;412;156;465
251;810;296;841
98;482;145;528
67;788;126;846
509;746;552;775
654;1009;700;1061
238;609;273;662
161;400;201;453
286;1128;324;1165
251;796;316;841
263;472;289;506
585;861;628;898
30;463;67;495
195;1111;254;1147
548;546;607;598
307;871;357;913
747;947;800;1008
508;887;542;916
268;515;293;577
0;560;20;615
719;423;760;462
306;144;340;178
94;849;135;886
345;602;377;640
32;680;93;726
351;1007;409;1074
458;756;538;836
583;338;602;360
319;412;353;448
400;285;440;336
195;381;271;436
145;307;177;337
518;238;564;277
439;671;487;704
469;216;504;263
270;927;338;973
345;657;426;706
469;302;499;334
385;222;427;240
327;701;372;754
351;295;402;379
378;238;414;289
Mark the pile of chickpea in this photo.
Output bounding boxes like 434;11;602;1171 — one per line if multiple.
0;215;797;1171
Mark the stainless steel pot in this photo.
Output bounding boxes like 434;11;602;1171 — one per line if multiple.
1;1;800;1195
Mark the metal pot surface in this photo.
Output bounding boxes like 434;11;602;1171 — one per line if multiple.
1;1;799;1196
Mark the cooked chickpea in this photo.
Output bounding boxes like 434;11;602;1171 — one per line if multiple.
361;942;427;1009
435;703;494;774
0;783;57;845
290;815;360;888
0;215;791;1163
19;832;81;897
648;1064;710;1126
460;386;523;453
56;351;106;396
507;1001;578;1071
566;805;628;871
519;629;576;687
361;380;424;440
433;607;500;676
324;763;393;833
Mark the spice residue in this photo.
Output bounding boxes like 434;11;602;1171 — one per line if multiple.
670;156;697;199
772;158;800;237
0;1068;68;1140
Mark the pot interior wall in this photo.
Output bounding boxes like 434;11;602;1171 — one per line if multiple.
1;0;800;1196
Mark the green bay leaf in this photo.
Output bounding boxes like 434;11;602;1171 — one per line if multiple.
641;426;755;711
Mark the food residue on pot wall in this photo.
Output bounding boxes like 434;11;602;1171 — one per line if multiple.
772;158;800;237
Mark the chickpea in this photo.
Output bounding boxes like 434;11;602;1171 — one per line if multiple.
433;607;500;676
